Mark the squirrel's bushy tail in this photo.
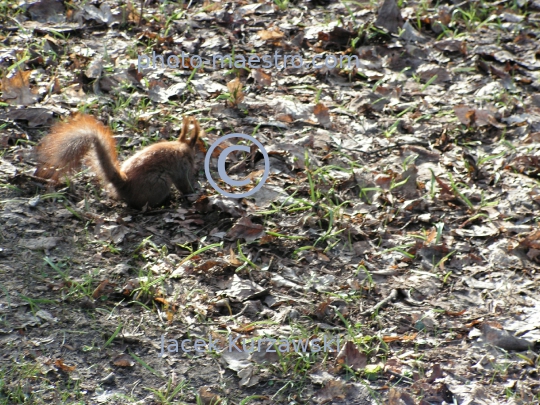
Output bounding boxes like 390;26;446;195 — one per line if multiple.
35;114;126;187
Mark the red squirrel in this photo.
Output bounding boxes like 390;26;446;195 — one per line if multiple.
35;114;202;209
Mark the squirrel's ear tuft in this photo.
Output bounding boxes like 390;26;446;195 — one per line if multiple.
189;118;200;148
178;116;190;143
178;117;201;148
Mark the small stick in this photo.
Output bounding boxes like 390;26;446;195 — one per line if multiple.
360;288;398;316
230;303;249;319
339;141;430;156
139;0;144;26
385;369;414;384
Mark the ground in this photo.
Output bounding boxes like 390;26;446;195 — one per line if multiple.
1;0;540;404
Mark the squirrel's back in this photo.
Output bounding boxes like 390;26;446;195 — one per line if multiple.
119;141;198;208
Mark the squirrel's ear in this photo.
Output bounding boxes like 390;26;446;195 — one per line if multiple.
189;119;200;148
178;116;189;143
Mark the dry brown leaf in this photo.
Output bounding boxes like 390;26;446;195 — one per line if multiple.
465;319;482;328
375;173;393;189
153;297;168;307
315;300;331;319
454;105;503;128
92;279;111;299
445;309;467;316
49;77;62;94
386;388;407;405
276;113;294;123
259;234;276;244
481;323;532;351
113;354;135;367
229;248;242;266
232;324;256;333
7;108;54;128
121;279;140;295
438;7;451;25
517;229;540;250
509;156;540;175
227;77;245;106
196;258;228;271
434;176;453;196
258;28;284;41
27;0;65;23
317;26;357;49
382;333;417;343
417;65;451;83
54;359;76;372
375;0;404;34
226;217;265;242
198;386;223;405
401;333;418;342
252;69;271;86
317;252;330;262
434;39;465;53
121;1;141;24
1;71;38;105
314;102;331;128
336;341;367;371
210;138;231;158
202;0;222;12
426;228;437;244
313;379;346;404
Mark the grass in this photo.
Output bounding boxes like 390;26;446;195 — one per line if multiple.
0;359;84;404
273;0;289;11
145;378;190;405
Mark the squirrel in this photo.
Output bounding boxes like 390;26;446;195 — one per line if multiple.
34;114;202;209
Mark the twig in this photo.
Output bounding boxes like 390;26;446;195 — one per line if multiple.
400;288;424;306
385;369;414;384
12;173;51;184
139;0;144;26
338;141;430;156
360;288;398;316
230;302;249;319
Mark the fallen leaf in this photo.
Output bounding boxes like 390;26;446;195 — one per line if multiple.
227;77;245;106
28;0;65;23
313;380;346;404
54;359;76;372
113;354;135;367
258;28;284;41
18;237;61;250
314;102;331;128
375;0;403;34
7;108;54;127
481;323;532;351
454;105;503;128
224;274;269;301
226;216;265;242
252;69;271;86
1;71;38;105
198;387;223;405
336;341;367;371
92;279;111;299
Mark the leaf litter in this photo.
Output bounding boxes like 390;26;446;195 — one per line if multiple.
1;0;540;404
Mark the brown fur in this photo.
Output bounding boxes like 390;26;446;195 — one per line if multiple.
35;114;201;209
